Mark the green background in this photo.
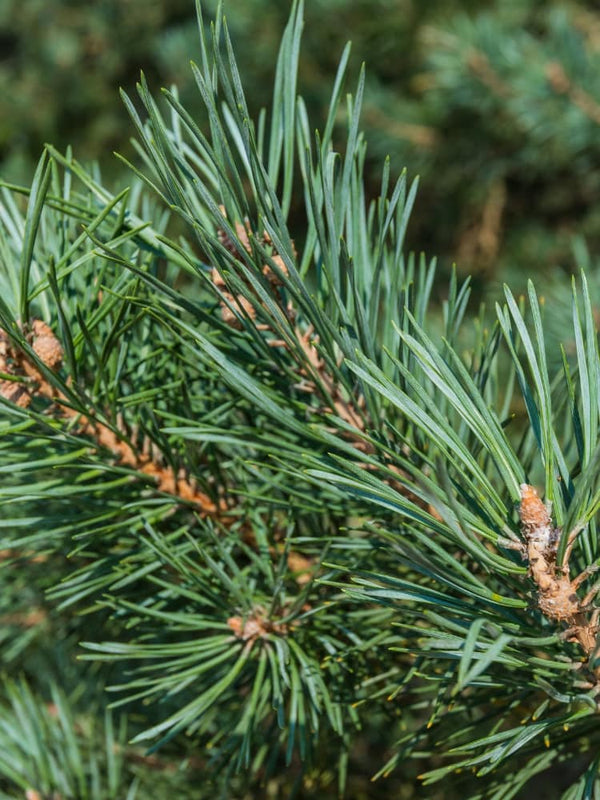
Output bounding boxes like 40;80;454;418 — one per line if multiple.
3;0;600;295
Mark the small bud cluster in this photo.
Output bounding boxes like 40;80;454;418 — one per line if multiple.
0;320;63;407
519;484;600;664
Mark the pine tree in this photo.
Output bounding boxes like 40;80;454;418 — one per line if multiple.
2;2;600;798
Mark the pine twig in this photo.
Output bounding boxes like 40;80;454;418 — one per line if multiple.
0;321;224;517
212;214;421;499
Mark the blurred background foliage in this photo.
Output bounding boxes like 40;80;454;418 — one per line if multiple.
2;0;600;295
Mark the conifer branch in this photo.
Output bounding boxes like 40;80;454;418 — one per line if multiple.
3;2;600;797
0;320;223;517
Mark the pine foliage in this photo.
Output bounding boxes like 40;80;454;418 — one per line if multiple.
1;2;600;798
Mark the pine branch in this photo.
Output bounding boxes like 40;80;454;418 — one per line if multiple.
0;319;222;517
3;1;600;797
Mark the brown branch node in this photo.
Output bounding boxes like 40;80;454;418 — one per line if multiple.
0;321;63;407
519;484;600;677
227;607;292;643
